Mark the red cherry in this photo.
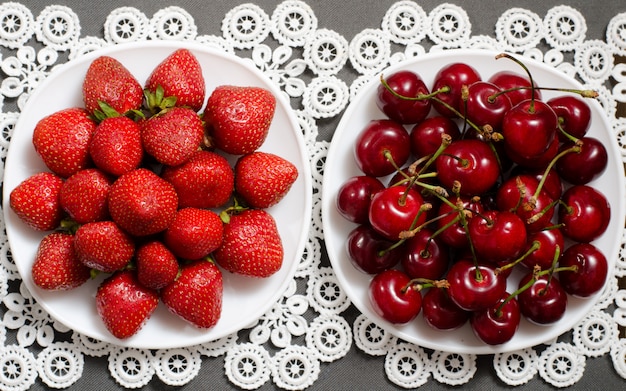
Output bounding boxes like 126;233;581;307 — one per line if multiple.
346;224;402;274
435;139;500;196
470;292;520;345
336;175;385;224
512;166;563;200
410;116;460;159
355;119;411;177
558;185;610;243
377;70;432;124
520;227;565;270
559;243;608;298
547;95;591;141
495;174;555;233
468;210;528;264
446;259;506;312
555;137;608;185
422;287;469;330
368;269;422;324
505;131;559;169
501;99;558;162
400;228;449;280
432;62;481;117
488;70;542;107
436;195;484;249
517;272;567;325
460;81;512;130
368;185;427;241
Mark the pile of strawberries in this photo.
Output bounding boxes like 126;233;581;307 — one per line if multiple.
9;48;299;339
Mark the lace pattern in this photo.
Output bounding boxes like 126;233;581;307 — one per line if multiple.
0;1;625;389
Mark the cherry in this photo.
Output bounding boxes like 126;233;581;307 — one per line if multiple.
501;99;558;163
468;210;527;264
495;174;555;232
435;139;500;196
446;259;506;311
346;224;403;274
505;131;559;169
520;227;564;271
488;70;542;107
368;185;428;241
555;137;608;185
354;119;411;177
460;81;512;130
400;228;449;280
436;195;484;249
470;292;520;345
512;166;563;200
559;243;608;297
422;287;469;330
517;272;567;325
377;70;432;124
368;269;422;324
432;62;482;118
410;116;460;159
558;185;610;243
336;175;385;224
547;95;591;141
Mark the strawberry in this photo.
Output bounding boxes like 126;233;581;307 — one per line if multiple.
161;150;234;209
140;107;204;166
214;209;283;278
10;172;64;231
161;260;222;328
163;207;223;260
82;56;143;117
32;108;97;178
73;220;135;273
89;116;143;177
135;240;179;290
234;151;298;208
96;270;159;339
59;168;112;224
32;232;91;290
144;48;205;112
203;85;276;155
108;168;178;237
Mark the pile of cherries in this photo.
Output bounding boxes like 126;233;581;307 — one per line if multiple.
335;53;611;345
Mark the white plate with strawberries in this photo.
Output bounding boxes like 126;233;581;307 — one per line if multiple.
3;41;312;349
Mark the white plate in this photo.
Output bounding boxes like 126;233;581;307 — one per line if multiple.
3;41;312;349
321;49;624;354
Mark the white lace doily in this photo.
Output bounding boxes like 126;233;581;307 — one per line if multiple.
0;1;625;389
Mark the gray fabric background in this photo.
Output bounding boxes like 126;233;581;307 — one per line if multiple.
6;0;626;389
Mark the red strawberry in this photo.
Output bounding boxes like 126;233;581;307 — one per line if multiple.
163;207;223;260
59;168;112;224
32;108;97;178
82;56;143;117
145;48;205;112
89;116;143;177
73;220;135;273
161;150;234;209
161;260;222;328
140;107;204;166
203;85;276;155
96;270;159;339
135;240;179;290
235;151;298;208
32;232;91;290
214;209;283;278
108;168;178;236
10;172;64;231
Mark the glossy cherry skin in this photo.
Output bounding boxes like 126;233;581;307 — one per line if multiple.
368;185;427;241
336;175;385;224
435;139;500;196
470;292;520;345
558;185;610;243
520;227;565;270
488;70;542;107
432;62;482;118
518;273;567;325
346;225;403;274
400;228;449;280
410;116;461;159
495;174;555;233
505;131;559;170
368;269;422;324
502;99;558;162
460;81;512;130
377;70;432;124
468;210;528;264
555;137;608;185
559;243;608;298
446;259;506;312
436;195;484;249
547;95;591;141
422;287;469;330
355;119;411;177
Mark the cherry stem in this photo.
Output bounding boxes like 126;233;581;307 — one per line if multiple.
495;240;541;274
495;52;537;113
488;85;599;102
